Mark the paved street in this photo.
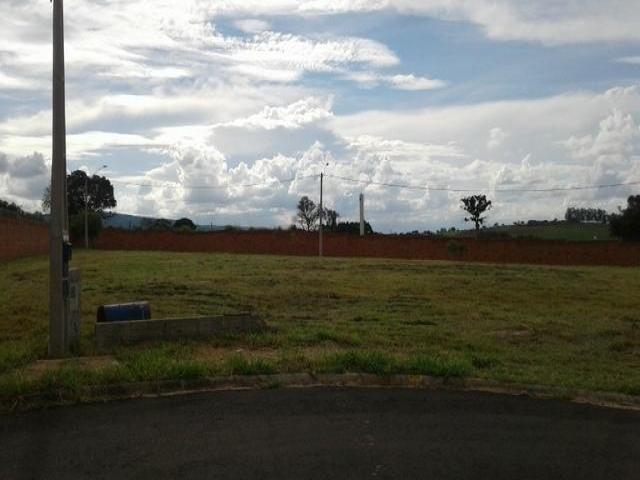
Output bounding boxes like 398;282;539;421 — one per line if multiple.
1;388;639;479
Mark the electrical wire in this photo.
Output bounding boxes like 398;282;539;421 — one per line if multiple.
324;173;640;193
111;174;319;190
110;171;640;193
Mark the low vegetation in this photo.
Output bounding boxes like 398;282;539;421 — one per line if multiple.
441;222;612;241
1;251;639;407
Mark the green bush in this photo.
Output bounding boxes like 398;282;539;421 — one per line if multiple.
69;212;103;244
610;195;640;241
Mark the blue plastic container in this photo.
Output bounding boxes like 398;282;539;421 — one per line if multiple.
97;302;151;323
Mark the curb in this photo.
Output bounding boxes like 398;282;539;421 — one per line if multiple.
3;373;639;413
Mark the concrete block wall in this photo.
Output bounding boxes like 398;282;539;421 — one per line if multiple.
94;228;640;267
0;218;48;261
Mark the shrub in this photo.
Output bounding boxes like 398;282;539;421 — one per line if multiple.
610;195;640;241
69;212;103;243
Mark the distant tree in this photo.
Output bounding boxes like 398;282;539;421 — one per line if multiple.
322;208;339;232
0;198;24;215
461;195;492;234
295;196;319;231
609;195;640;241
173;217;197;231
69;211;102;243
42;170;116;216
141;218;173;231
565;207;609;224
334;221;374;235
1;198;46;222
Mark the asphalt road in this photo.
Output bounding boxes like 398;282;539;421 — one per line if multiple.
1;388;639;479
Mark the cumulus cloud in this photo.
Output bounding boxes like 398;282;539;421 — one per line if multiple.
5;85;640;230
0;151;49;210
327;85;640;226
487;127;508;149
2;1;640;230
220;97;333;130
233;19;272;34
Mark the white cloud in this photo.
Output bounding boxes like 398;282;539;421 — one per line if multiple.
0;151;49;211
220;97;333;130
233;19;272;34
616;56;640;65
386;74;446;91
0;71;44;91
5;85;640;230
2;1;640;229
0;0;401;98
198;0;640;45
326;85;640;227
343;72;445;90
487;127;508;149
226;32;399;80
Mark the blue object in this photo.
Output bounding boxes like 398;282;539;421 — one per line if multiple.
97;302;151;323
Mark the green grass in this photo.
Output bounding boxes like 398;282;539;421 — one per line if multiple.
446;223;612;241
1;250;639;404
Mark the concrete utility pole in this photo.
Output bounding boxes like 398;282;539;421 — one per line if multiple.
359;192;365;236
84;177;88;247
319;173;323;257
85;165;107;248
49;0;68;357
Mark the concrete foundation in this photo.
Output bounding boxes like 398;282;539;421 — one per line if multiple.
95;314;266;352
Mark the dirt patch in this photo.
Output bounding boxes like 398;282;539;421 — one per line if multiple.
21;356;120;379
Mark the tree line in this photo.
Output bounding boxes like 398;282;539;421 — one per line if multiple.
458;194;640;241
564;207;608;224
5;169;640;242
295;196;373;234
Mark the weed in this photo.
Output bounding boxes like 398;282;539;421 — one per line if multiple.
226;356;276;375
321;351;396;375
404;354;472;378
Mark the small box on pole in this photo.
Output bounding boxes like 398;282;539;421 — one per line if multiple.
359;193;365;236
66;268;81;352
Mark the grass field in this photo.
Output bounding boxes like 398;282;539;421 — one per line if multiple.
1;250;639;404
446;222;612;241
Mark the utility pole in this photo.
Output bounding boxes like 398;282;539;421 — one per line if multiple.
50;0;68;357
359;192;365;236
84;176;88;247
319;173;323;257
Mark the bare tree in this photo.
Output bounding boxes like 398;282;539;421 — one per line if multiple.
296;196;319;231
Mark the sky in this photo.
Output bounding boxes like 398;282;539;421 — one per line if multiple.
1;0;640;232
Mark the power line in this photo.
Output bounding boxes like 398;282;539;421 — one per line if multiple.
110;171;640;194
111;174;319;190
324;174;640;193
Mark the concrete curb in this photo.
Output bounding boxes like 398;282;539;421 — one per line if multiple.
3;373;639;413
95;314;266;352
